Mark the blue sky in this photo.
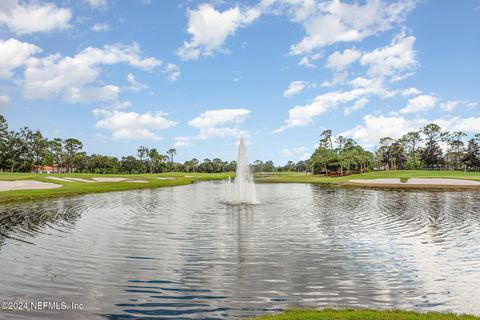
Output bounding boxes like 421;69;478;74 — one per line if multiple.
1;0;479;164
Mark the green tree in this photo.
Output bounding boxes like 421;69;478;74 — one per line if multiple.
386;142;406;170
421;123;444;168
48;138;64;173
263;160;275;172
4;131;21;172
462;138;480;170
0;115;8;171
121;156;142;174
63;138;83;173
377;137;394;170
18;127;34;171
31;130;48;172
253;160;264;172
400;131;423;169
442;131;466;169
319;129;334;149
167;148;176;171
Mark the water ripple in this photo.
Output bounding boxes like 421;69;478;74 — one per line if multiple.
0;182;479;319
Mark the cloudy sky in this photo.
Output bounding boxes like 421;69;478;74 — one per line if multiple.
1;0;479;164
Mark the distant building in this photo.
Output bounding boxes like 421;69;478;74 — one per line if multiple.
32;165;66;174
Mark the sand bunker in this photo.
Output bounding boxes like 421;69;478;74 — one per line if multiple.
91;177;129;182
60;177;95;183
46;176;72;182
157;177;177;180
47;176;130;183
348;178;480;186
0;180;62;192
125;180;148;183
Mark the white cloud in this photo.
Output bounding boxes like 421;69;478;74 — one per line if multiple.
63;85;120;104
189;108;250;128
126;73;148;92
0;38;41;79
340;114;425;147
188;108;250;139
174;136;191;147
275;88;367;132
94;109;176;141
466;101;478;108
177;4;261;60
341;114;480;147
281;146;310;160
195;127;248;139
282;146;303;157
0;0;71;35
300;152;311;161
92;22;110;32
84;0;107;9
350;76;387;96
278;31;421;132
438;100;478;112
0;95;10;111
344;97;368;115
439;100;459;112
290;0;416;55
360;32;417;79
400;94;436;114
164;63;181;82
298;56;316;68
435;117;480;133
283;80;308;98
321;33;416;93
298;52;322;68
326;48;361;71
23;43;160;103
321;71;348;88
401;87;421;96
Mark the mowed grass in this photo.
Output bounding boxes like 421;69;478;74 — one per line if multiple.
252;309;480;320
0;172;233;204
254;170;480;184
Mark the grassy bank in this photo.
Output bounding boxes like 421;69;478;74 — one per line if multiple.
2;170;480;204
252;309;480;320
255;170;480;186
0;172;232;204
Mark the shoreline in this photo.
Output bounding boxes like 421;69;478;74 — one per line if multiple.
254;170;480;191
339;181;480;191
251;308;480;320
0;172;232;204
2;170;480;204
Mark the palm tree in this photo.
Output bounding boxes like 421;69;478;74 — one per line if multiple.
167;148;176;171
148;148;160;173
137;146;149;161
5;131;21;172
137;146;149;173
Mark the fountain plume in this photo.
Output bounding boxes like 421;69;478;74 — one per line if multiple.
227;138;257;204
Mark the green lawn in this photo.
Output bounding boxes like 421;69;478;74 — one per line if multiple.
252;309;480;320
255;170;480;185
0;172;233;204
2;170;480;204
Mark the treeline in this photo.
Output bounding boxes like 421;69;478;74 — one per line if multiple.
2;115;480;175
0;115;241;174
308;123;480;175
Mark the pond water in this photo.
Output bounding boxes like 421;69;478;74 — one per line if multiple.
0;181;479;319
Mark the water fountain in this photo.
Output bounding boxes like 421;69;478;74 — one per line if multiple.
227;138;257;204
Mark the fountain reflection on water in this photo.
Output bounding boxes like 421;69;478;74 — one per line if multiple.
227;138;258;204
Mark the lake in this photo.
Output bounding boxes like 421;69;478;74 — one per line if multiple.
1;181;479;319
